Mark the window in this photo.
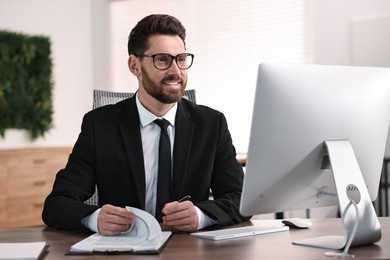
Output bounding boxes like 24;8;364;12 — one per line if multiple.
109;0;307;152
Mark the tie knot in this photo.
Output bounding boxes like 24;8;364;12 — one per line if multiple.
154;119;170;131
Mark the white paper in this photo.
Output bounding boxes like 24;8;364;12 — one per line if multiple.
0;242;46;260
70;207;171;253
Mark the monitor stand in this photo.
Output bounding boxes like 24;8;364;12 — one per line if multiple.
293;140;382;255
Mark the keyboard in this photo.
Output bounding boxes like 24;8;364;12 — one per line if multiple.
190;225;289;241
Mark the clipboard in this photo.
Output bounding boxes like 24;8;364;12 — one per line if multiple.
66;231;171;255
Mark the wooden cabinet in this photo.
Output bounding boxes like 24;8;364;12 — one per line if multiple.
0;147;72;228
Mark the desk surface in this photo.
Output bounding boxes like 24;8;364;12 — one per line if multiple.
1;218;390;260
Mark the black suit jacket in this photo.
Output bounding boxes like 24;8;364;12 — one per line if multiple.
42;96;249;231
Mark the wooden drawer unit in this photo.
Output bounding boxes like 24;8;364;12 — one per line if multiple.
0;165;7;224
0;147;72;228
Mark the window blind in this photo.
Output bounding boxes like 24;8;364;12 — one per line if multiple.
109;0;307;152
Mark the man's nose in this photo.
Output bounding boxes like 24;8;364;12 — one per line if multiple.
167;58;182;73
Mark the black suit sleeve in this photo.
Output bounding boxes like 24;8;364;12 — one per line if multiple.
42;112;99;231
195;113;251;227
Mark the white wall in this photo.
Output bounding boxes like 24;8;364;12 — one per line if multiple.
0;0;389;155
308;0;390;65
307;0;390;157
0;0;94;149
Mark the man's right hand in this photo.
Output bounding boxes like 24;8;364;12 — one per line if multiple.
97;204;134;236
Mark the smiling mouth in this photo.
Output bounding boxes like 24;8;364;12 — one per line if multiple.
162;75;182;86
162;80;181;86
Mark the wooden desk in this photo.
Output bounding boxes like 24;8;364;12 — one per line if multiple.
1;218;390;259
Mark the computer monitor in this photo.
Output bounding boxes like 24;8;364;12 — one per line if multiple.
240;63;390;251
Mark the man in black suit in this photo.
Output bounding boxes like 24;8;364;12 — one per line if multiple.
42;14;249;236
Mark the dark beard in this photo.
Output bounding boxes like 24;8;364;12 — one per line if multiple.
141;66;186;104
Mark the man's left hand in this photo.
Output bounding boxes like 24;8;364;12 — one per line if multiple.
161;200;198;232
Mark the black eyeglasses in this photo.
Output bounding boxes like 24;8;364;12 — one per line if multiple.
136;53;195;70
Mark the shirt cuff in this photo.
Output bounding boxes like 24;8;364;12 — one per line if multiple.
195;206;217;230
82;207;215;232
81;208;101;233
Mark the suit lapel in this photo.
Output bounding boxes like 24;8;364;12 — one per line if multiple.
118;97;146;209
172;101;195;200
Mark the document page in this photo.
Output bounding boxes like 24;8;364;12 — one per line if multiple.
70;231;171;253
0;242;46;260
70;207;171;254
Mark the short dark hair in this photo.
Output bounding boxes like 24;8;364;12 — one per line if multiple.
127;14;186;56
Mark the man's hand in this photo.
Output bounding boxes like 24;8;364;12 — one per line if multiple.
98;204;134;236
162;200;198;232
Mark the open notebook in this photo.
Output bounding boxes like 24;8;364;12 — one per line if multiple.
190;225;289;241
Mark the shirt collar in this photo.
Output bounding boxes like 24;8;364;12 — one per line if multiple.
136;92;177;127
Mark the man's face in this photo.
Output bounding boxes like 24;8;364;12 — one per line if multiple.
139;34;188;104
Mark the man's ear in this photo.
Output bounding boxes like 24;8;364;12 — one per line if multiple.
128;55;140;77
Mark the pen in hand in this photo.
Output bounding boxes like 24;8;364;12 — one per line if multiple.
177;195;191;203
157;195;192;220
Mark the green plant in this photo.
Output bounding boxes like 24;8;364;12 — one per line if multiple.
0;30;53;140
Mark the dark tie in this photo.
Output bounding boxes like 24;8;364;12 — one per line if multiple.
154;119;172;221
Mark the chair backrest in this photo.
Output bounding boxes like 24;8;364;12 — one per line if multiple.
84;89;197;206
93;89;196;109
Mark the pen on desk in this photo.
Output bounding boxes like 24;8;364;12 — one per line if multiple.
157;195;192;220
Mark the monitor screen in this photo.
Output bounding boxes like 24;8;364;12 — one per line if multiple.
240;63;390;217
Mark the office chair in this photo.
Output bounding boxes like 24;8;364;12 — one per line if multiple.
84;89;197;206
92;89;196;109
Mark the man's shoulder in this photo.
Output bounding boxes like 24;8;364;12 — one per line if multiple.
86;97;135;120
180;98;220;116
179;98;226;127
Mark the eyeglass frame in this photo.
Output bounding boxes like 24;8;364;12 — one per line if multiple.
135;53;195;70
